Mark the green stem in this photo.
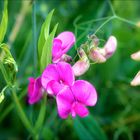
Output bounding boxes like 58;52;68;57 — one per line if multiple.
94;16;115;35
0;89;26;123
34;95;47;133
0;61;35;136
11;88;35;135
108;0;116;16
0;62;10;85
78;16;111;25
116;16;137;27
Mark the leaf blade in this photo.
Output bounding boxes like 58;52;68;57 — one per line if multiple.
0;0;8;43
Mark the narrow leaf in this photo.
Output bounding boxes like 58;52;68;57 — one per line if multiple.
40;23;58;71
74;115;108;140
74;117;93;140
0;0;8;43
37;10;54;61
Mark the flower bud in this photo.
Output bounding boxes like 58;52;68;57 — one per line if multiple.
72;48;90;76
104;36;117;58
131;71;140;86
131;51;140;61
88;47;106;63
88;34;99;47
60;54;72;63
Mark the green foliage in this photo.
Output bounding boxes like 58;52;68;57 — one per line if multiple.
0;0;8;43
40;23;58;71
38;10;58;72
74;115;107;140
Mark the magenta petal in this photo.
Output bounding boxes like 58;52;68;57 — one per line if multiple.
41;64;59;91
47;80;64;95
57;62;75;86
72;102;89;118
52;39;63;63
28;77;42;104
71;80;97;106
56;31;75;53
28;77;35;96
56;87;74;119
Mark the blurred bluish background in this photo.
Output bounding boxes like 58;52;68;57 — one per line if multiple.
0;0;140;139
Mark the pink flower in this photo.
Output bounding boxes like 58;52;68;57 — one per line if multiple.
89;47;106;63
72;48;90;76
52;31;76;63
56;80;97;119
88;36;117;63
28;77;42;104
41;62;75;95
104;36;117;58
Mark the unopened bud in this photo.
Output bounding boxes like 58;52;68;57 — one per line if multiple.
104;36;117;58
72;48;90;76
60;54;72;62
88;47;106;63
131;71;140;86
131;51;140;61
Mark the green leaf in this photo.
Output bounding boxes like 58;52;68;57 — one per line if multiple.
0;0;8;43
40;23;58;71
74;117;93;140
37;10;54;61
74;115;108;140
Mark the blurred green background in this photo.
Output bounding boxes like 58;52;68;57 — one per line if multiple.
0;0;140;139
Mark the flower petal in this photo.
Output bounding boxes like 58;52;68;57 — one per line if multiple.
71;102;89;118
56;31;75;53
57;62;75;86
56;87;74;119
131;50;140;61
71;80;97;106
41;64;59;90
72;59;90;77
28;77;35;96
104;36;117;58
52;39;63;63
28;77;42;104
47;80;64;95
89;48;106;63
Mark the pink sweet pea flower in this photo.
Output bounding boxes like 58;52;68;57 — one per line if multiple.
56;80;97;119
28;77;42;104
89;36;117;63
89;47;106;63
52;31;76;63
41;62;75;95
104;36;117;58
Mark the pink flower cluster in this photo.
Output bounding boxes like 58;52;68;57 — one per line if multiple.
28;31;117;119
